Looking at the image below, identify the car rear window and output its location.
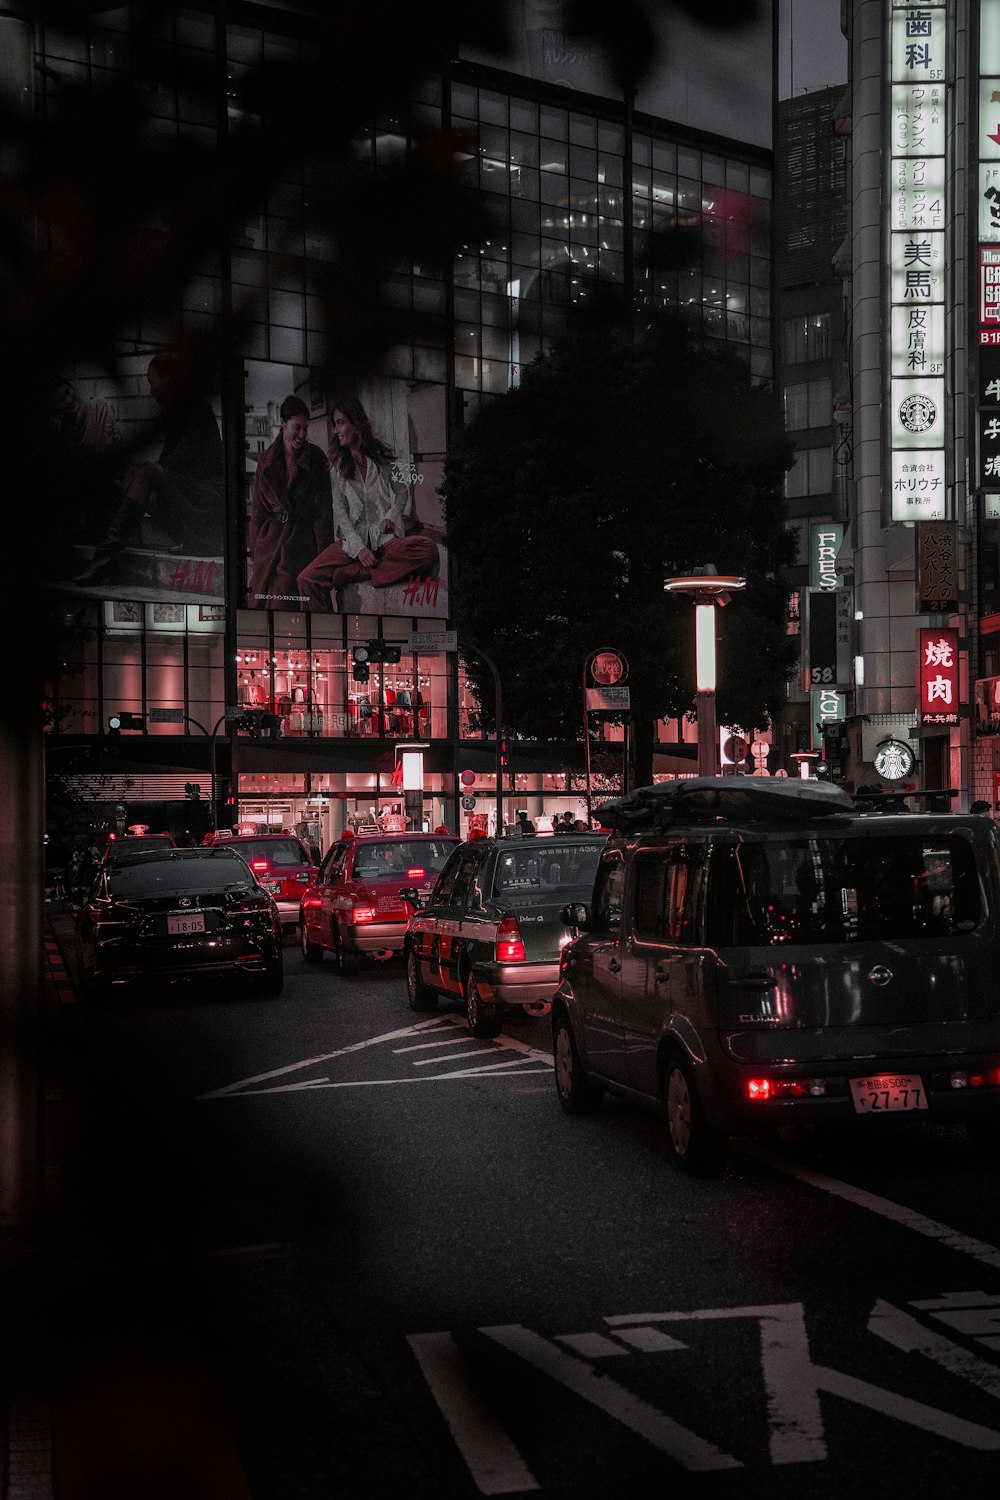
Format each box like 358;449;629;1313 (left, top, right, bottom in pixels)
493;838;605;899
710;834;981;945
109;853;255;896
224;838;310;868
106;836;173;859
352;839;457;880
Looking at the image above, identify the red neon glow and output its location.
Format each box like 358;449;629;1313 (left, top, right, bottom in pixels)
496;916;525;963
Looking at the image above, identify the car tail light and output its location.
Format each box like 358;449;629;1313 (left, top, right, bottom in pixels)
352;905;376;924
496;916;525;962
746;1077;826;1101
250;858;269;875
406;867;425;880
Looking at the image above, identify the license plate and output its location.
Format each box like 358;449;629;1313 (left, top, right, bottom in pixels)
167;912;205;935
263;880;281;894
849;1073;927;1114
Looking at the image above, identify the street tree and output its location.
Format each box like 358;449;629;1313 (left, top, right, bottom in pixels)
443;315;797;785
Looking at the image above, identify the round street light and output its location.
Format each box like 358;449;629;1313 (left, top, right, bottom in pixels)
663;565;747;778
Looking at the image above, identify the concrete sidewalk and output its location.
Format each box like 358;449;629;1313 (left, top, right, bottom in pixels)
1;910;256;1500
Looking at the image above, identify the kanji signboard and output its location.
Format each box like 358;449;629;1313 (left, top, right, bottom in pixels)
917;626;960;726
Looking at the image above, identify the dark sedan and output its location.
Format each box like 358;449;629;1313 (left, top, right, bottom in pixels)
74;846;284;1001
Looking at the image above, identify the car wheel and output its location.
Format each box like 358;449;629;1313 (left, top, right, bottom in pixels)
663;1055;725;1174
406;946;437;1012
334;929;362;978
466;973;502;1038
301;915;323;963
553;1013;602;1114
253;960;284;996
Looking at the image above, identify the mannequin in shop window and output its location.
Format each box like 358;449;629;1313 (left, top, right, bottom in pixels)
241;671;266;706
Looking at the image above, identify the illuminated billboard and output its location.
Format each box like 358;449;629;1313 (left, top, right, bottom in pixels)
243;362;448;618
48;350;225;607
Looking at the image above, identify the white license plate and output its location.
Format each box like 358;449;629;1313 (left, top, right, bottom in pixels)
167;912;206;935
849;1073;927;1114
263;880;281;893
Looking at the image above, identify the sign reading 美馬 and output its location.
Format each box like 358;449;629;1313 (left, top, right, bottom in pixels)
888;0;948;522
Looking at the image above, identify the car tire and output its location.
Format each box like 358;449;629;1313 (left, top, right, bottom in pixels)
334;929;362;978
253;960;285;996
553;1012;603;1114
406;946;437;1012
663;1055;726;1174
301;915;323;963
466;973;502;1038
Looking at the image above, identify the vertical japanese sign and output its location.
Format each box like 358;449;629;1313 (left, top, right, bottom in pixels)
807;589;852;688
810;688;846;751
888;0;948;522
917;626;960;725
917;518;958;610
978;0;1000;504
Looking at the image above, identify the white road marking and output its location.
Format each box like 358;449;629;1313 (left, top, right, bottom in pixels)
201;1015;552;1097
868;1299;1000;1398
605;1301;1000;1460
735;1140;1000;1272
393;1036;482;1052
480;1325;741;1471
407;1332;540;1495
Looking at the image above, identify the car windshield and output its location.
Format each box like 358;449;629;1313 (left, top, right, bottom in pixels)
224;838;309;868
493;838;605;900
106;836;172;859
715;833;981;944
109;853;255;896
352;839;456;879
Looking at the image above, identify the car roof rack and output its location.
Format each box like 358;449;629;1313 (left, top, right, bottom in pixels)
595;776;855;832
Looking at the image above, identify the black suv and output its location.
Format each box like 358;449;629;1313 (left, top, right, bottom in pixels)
553;776;1000;1172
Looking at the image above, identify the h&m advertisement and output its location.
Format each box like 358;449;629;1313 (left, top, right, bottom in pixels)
49;350;225;606
244;362;448;617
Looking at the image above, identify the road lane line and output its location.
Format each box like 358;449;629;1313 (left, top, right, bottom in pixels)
407;1332;540;1495
480;1325;740;1471
393;1036;481;1052
735;1141;1000;1271
198;1017;453;1097
412;1048;504;1065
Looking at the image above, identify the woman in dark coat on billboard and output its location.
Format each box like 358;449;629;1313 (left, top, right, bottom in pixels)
248;395;333;606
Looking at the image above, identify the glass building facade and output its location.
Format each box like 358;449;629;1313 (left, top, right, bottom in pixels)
40;4;775;846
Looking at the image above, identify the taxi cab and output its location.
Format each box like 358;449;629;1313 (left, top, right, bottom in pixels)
402;830;606;1037
202;824;316;936
300;831;460;975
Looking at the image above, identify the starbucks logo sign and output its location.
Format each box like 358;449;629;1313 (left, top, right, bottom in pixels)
873;738;915;782
898;393;937;434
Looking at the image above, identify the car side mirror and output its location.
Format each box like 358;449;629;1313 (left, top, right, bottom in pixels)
561;902;590;929
399;887;423;910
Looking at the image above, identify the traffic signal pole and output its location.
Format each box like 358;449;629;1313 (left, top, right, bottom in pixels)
461;641;504;837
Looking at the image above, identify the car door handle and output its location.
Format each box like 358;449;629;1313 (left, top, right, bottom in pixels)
608;958;621;973
730;973;776;989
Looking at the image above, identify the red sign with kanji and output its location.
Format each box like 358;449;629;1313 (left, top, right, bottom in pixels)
917;627;960;726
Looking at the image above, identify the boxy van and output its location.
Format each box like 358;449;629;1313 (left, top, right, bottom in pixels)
552;777;1000;1172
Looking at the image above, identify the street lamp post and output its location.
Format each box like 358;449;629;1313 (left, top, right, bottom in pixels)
663;565;747;778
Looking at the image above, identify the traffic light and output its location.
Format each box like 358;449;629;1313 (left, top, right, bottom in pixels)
235;709;282;737
352;646;370;683
368;639;402;664
498;733;509;769
820;721;848;782
108;712;144;733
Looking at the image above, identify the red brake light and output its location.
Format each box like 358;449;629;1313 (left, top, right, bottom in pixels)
746;1077;819;1101
352;905;376;924
496;916;525;963
250;858;269;873
406;867;425;879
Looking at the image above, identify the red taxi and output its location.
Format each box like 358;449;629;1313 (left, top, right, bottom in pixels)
300;831;459;976
203;824;317;937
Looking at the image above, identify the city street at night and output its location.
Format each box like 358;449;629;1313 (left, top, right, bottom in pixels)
13;917;1000;1499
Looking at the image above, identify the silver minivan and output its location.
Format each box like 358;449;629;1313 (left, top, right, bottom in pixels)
553;777;1000;1171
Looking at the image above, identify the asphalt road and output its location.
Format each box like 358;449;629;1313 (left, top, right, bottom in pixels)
28;927;1000;1498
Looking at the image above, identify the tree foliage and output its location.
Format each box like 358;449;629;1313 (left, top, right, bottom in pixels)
443;316;796;781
